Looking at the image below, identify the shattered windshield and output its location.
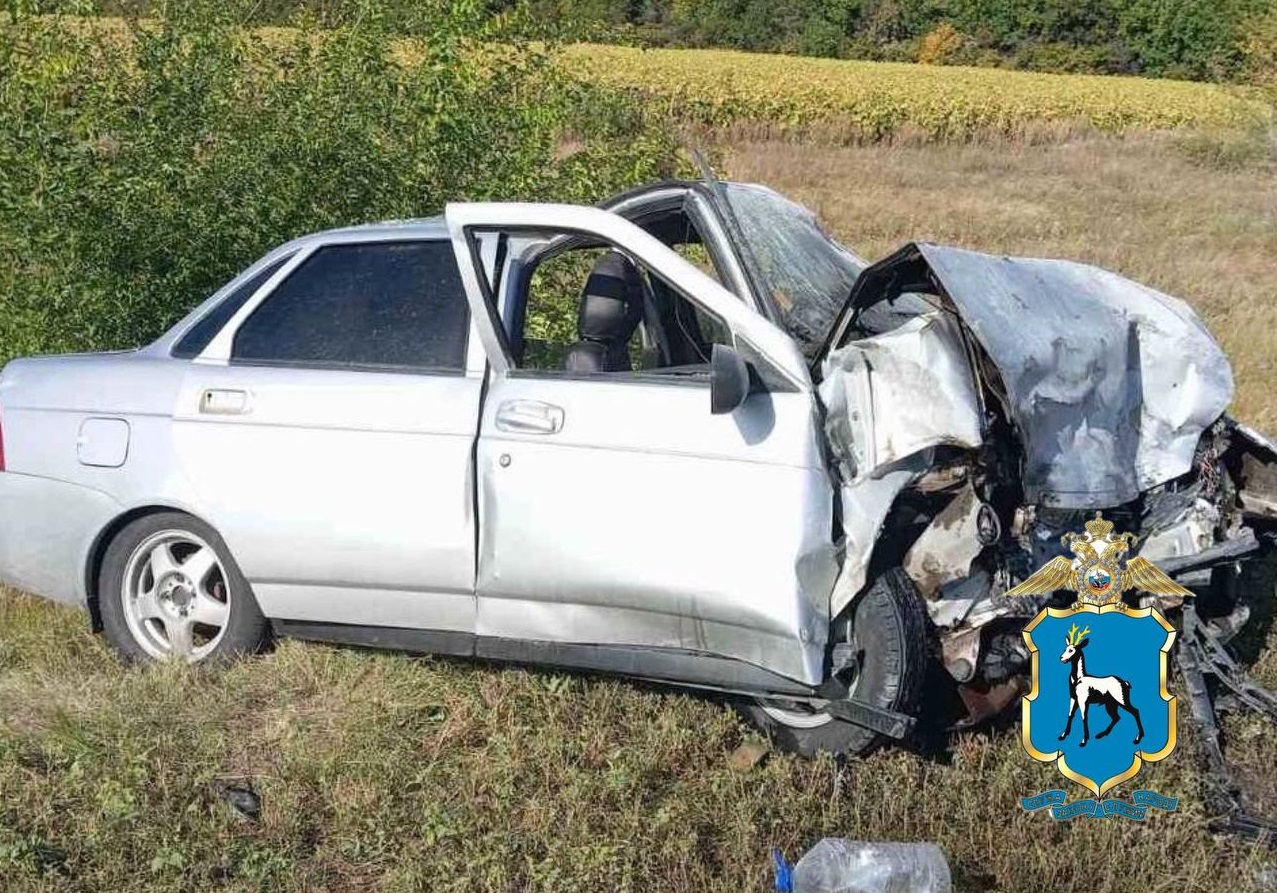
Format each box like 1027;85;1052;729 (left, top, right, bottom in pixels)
720;183;867;358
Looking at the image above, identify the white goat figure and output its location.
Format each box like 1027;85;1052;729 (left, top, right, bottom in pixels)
1057;623;1144;747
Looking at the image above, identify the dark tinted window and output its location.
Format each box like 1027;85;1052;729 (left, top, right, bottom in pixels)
172;254;293;359
231;241;469;372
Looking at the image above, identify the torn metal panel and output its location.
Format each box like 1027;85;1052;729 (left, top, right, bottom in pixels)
922;244;1233;507
1138;498;1220;563
927;570;992;628
904;481;986;600
818;311;983;484
1228;419;1277;520
828;452;931;617
834;244;1235;510
818;310;984;616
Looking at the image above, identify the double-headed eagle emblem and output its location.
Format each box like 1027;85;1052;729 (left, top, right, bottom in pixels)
1006;512;1191;605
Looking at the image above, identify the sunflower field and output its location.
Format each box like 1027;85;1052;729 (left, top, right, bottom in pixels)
562;43;1272;141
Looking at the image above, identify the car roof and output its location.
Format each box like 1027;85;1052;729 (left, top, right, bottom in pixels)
599;178;708;207
291;179;735;244
295;215;450;245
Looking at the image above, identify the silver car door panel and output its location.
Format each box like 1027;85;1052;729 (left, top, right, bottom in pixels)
173;363;480;633
444;202;837;684
472;374;834;685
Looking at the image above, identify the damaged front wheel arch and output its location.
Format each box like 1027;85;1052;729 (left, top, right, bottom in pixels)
741;568;930;758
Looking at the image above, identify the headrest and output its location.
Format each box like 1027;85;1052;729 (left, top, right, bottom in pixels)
579;251;644;343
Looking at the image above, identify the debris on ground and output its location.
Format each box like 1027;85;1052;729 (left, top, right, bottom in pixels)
773;839;952;893
729;740;771;772
214;780;262;824
1178;601;1277;844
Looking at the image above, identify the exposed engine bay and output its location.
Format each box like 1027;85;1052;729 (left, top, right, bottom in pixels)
815;243;1277;839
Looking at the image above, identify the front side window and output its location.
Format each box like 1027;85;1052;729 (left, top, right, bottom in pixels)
231;241;469;372
511;239;730;378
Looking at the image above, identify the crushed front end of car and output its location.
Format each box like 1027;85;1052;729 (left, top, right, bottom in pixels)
814;242;1277;838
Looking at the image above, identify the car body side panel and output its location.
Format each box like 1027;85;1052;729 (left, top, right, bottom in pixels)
444;202;837;686
820;311;982;485
473;374;835;685
0;472;122;605
170;362;482;633
0;353;196;605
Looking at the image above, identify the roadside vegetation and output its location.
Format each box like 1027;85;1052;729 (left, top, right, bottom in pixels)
83;0;1277;84
522;0;1277;85
2;3;1277;892
0;2;681;366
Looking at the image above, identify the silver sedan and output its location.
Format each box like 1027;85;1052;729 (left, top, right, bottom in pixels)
2;178;1272;757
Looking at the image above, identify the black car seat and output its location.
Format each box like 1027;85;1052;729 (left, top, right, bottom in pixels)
564;251;645;374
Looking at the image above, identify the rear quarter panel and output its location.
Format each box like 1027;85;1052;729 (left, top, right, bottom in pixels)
0;351;199;605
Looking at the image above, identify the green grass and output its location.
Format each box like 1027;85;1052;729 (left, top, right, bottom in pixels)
1;585;1274;892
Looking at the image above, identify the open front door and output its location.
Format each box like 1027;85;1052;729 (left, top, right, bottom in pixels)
445;202;837;688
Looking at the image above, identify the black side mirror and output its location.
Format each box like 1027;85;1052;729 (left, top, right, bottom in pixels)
710;343;750;415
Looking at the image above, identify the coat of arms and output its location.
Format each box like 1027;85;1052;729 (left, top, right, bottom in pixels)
1009;513;1184;819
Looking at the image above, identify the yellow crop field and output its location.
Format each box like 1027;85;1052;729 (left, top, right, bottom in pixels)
562;43;1272;140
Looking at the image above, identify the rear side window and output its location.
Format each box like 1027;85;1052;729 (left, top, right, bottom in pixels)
231;241;470;373
172;254;293;359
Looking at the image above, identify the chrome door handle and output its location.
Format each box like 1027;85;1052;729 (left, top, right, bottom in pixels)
199;389;250;415
495;399;564;435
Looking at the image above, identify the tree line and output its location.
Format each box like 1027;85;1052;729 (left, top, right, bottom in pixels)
513;0;1275;83
37;0;1277;84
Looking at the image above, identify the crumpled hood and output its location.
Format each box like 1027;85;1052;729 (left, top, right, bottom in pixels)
828;243;1235;509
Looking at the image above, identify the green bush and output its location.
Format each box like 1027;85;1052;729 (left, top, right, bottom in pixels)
0;1;680;364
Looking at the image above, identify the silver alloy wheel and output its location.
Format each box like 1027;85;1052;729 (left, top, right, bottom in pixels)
760;699;835;730
120;529;231;661
759;641;861;730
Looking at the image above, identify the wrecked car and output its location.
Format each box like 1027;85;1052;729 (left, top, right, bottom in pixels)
0;175;1274;767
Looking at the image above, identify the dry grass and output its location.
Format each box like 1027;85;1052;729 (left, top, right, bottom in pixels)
2;134;1277;892
1;583;1274;893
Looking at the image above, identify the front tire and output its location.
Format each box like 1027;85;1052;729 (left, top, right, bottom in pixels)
743;568;929;757
98;512;270;663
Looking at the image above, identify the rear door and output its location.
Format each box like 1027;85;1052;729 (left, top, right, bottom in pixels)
173;230;483;637
446;203;837;686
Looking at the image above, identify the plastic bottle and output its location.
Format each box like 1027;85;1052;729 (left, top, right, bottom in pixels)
779;839;952;893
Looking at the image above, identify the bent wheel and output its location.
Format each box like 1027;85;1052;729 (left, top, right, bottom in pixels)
99;512;270;663
743;568;929;758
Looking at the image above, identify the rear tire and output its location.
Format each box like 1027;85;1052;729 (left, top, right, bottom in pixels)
98;512;270;664
743;568;929;758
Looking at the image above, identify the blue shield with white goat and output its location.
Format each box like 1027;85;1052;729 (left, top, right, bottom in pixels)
1022;604;1176;796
